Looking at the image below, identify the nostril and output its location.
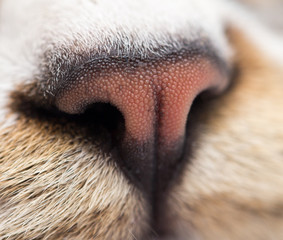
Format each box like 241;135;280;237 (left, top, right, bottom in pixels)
54;47;229;194
82;103;125;143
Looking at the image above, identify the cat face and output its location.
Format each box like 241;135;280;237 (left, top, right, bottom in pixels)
0;0;283;239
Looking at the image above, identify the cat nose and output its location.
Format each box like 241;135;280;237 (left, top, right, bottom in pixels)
55;49;228;193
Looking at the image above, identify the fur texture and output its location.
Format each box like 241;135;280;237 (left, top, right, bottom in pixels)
0;0;283;239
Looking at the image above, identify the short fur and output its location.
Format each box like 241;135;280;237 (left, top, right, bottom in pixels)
0;0;283;239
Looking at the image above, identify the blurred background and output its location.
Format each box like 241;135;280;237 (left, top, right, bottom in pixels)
239;0;283;31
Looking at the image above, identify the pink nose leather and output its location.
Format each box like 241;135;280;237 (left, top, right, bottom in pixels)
55;51;228;192
57;57;225;146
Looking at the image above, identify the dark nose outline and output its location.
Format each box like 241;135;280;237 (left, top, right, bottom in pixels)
55;46;229;195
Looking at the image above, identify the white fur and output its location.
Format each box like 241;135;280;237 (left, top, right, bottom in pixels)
0;0;232;82
1;0;282;102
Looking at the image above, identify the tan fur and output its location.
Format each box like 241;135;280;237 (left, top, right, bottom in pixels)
0;110;148;239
